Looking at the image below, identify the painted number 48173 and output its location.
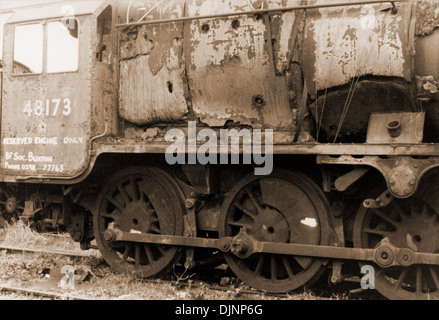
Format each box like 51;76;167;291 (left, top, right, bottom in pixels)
23;98;72;117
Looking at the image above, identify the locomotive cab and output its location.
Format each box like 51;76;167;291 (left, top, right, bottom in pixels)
0;1;115;182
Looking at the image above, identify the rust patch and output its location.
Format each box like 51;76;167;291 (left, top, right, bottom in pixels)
415;0;439;36
185;0;297;130
119;0;189;126
303;0;413;93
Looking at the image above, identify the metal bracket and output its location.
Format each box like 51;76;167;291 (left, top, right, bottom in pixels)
363;190;394;208
318;155;439;198
331;261;344;284
334;167;370;192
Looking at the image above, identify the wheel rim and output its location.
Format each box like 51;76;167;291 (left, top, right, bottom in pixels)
94;167;184;278
353;193;439;300
219;170;330;293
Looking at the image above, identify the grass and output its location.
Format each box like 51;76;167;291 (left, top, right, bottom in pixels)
1;220;48;248
0;220;98;254
0;221;348;300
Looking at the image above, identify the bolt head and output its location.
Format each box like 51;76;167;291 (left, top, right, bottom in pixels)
103;230;116;242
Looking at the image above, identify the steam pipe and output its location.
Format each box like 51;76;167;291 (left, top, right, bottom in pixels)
117;0;407;28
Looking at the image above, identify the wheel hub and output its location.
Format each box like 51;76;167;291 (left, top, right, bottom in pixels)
251;207;289;243
5;197;17;214
116;200;158;234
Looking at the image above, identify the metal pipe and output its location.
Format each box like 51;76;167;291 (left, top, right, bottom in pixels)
116;0;408;28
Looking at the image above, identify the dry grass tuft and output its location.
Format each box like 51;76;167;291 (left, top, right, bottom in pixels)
1;221;48;248
0;220;90;253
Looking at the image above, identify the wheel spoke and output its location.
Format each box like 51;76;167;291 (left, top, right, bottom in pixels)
245;186;263;212
149;224;161;234
156;245;167;255
270;256;277;280
416;267;423;293
135;244;141;266
394;268;408;289
254;255;265;275
363;228;393;237
429;267;439;290
282;257;295;279
117;183;131;205
389;201;406;219
122;244;132;261
129;176;140;201
227;220;253;230
105;196;125;212
371;209;399;227
410;202;419;218
100;213;116;219
233;202;257;219
144;245;155;264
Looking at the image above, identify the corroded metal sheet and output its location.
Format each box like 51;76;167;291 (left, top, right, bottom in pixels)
415;29;439;80
184;0;297;130
118;0;189;126
415;0;439;80
366;112;425;144
303;0;413;93
415;0;439;36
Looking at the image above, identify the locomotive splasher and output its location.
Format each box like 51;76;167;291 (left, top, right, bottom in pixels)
1;0;439;300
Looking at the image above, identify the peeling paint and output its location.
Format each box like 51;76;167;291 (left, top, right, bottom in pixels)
185;0;296;130
118;0;189;126
415;28;439;80
303;0;412;92
116;0;416;139
415;0;439;36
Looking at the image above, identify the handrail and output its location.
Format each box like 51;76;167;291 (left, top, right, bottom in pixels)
117;0;407;28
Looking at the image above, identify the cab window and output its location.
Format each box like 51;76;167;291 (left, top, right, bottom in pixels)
13;23;43;74
47;20;79;73
13;18;79;75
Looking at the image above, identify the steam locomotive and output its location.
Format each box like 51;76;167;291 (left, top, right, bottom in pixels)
1;0;439;300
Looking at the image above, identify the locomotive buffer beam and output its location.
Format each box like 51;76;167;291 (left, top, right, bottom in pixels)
103;228;439;269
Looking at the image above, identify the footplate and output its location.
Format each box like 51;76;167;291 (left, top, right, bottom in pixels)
103;227;439;268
